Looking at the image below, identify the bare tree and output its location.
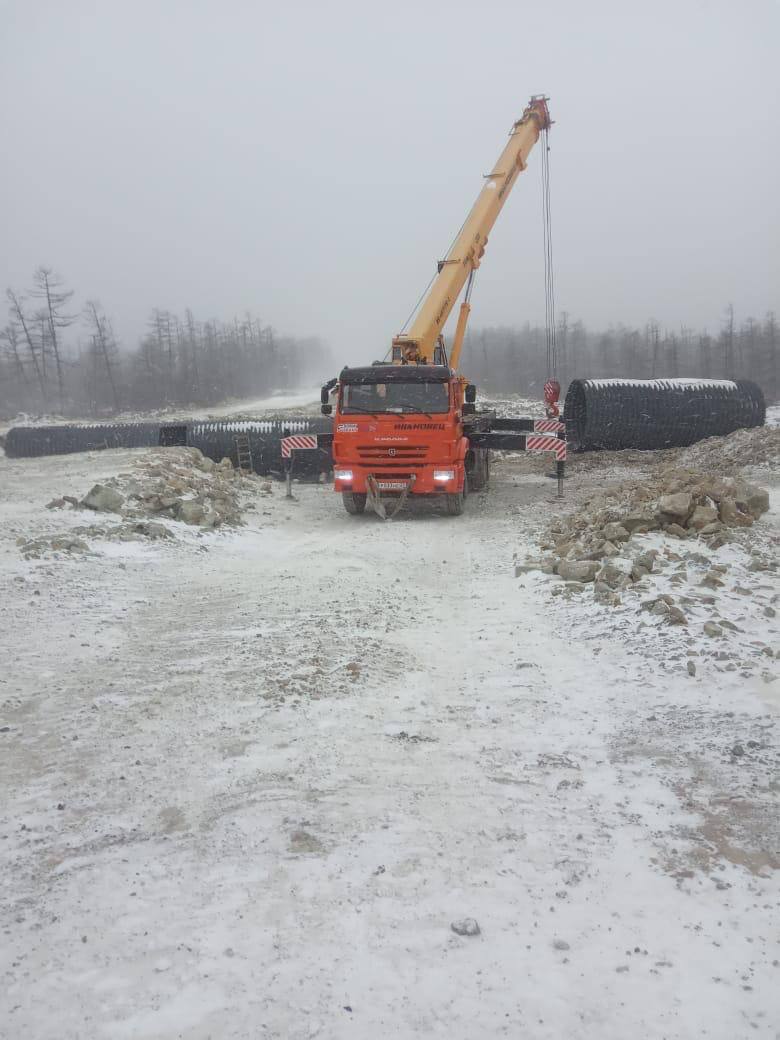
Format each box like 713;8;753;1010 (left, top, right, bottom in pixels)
32;267;75;412
7;289;46;405
84;301;121;413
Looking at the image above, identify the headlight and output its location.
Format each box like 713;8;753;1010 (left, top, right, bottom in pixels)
433;469;455;482
334;469;353;481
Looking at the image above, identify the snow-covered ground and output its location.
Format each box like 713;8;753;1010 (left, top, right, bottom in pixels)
0;442;778;1039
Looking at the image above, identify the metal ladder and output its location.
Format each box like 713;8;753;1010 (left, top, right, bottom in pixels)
234;434;254;473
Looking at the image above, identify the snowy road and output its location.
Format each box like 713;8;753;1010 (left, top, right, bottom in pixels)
1;452;778;1039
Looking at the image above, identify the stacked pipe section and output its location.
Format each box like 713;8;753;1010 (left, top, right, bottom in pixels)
4;417;334;478
564;378;765;452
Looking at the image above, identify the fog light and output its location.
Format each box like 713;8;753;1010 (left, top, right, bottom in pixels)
334;469;353;481
433;469;455;482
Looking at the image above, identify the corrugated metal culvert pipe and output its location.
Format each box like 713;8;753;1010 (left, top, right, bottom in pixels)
4;422;160;458
3;416;335;479
563;378;765;452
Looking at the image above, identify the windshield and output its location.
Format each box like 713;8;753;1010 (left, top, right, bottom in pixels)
341;381;450;415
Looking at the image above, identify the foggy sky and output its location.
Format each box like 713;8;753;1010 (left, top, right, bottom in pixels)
1;0;778;366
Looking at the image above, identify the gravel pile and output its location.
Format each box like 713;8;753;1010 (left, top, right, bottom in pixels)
672;424;780;472
18;447;271;558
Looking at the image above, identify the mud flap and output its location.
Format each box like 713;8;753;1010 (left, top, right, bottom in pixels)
365;474;416;520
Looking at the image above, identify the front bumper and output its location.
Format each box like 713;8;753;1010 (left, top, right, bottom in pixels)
334;465;460;495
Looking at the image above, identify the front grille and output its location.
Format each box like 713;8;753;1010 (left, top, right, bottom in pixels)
357;444;429;463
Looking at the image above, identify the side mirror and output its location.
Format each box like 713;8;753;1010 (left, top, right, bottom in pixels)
465;384;477;403
321;403;332;415
320;386;330;405
462;402;476;415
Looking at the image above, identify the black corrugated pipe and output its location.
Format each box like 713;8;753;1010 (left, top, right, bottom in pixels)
564;378;765;452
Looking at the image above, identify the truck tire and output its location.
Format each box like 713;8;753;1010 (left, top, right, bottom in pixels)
445;474;468;516
342;491;367;515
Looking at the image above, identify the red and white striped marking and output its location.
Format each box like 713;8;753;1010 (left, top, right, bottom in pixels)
281;434;318;458
533;419;566;433
527;434;566;461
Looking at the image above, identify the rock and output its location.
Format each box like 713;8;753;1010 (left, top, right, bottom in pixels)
451;918;481;937
731;743;745;758
50;535;90;553
764;606;776;619
594;580;621;606
218;457;234;471
688;505;719;530
598;558;633;589
602;522;630;543
658;492;693;522
666;606;687;626
556;560;600;583
622;512;658;534
701;571;724;589
719;495;752;528
81;484;125;513
132;521;173;540
735;484;769;519
45;497;66;509
699;521;724;535
175;500;206;525
703;621;722;638
553;939;570;951
651;599;671;617
664;522;690;539
687;660;696;676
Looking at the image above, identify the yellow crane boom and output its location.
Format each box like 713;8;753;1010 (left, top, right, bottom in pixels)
391;95;551;369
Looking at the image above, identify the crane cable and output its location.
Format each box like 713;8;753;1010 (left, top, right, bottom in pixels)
541;124;556;380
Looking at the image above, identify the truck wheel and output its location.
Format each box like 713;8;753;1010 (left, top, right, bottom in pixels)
445;474;468;516
342;491;367;515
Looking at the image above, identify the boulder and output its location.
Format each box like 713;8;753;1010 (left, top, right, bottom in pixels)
703;621;722;637
601;522;630;543
622;511;659;534
556;560;600;583
50;535;90;553
81;484;125;513
594;581;621;606
735;484;769;519
175;500;206;525
657;492;693;522
688;505;719;530
699;521;724;535
598;558;633;589
664;523;689;539
666;606;688;626
132;521;173;540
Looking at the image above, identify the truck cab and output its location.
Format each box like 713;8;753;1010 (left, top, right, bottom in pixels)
325;364;483;516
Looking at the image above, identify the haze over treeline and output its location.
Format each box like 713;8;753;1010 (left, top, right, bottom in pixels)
2;266;776;417
463;309;779;403
0;267;332;418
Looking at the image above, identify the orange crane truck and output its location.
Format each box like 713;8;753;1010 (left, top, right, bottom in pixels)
317;96;564;518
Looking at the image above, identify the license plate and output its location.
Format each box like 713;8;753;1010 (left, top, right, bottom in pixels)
377;481;407;490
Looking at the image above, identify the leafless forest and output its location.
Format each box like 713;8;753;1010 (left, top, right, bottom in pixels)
462;308;779;400
1;267;332;418
2;268;777;418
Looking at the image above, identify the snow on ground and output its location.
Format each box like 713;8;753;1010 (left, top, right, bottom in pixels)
0;441;778;1040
